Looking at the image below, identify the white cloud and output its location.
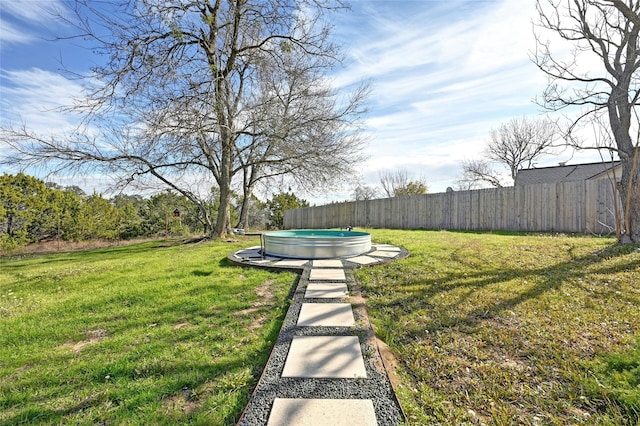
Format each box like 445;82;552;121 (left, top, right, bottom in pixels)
0;19;36;44
0;68;86;133
1;0;66;24
327;0;562;193
0;0;68;45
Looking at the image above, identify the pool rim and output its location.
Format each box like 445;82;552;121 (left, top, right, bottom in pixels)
263;229;372;259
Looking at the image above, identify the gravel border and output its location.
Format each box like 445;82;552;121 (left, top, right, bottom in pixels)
231;245;409;426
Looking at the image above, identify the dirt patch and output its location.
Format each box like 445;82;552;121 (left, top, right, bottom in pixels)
173;322;190;330
236;307;260;316
61;329;109;352
235;279;276;330
255;279;275;300
162;387;198;415
2;236;210;257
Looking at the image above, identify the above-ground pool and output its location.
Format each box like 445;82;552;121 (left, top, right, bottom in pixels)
263;229;372;259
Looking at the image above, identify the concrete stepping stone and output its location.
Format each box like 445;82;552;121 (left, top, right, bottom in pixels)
373;244;401;252
312;259;343;268
273;259;309;267
369;250;399;258
348;255;380;265
304;282;349;299
309;268;346;281
267;398;377;426
297;303;354;327
282;335;367;378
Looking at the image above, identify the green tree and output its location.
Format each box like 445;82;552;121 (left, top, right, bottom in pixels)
267;192;309;229
75;193;119;240
395;181;428;196
111;194;146;239
42;187;83;241
0;173;51;249
141;191;197;237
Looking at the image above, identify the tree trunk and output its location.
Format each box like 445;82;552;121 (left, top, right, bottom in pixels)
213;128;233;238
236;162;259;230
619;149;640;243
196;202;213;236
213;188;231;238
6;214;13;236
236;188;251;230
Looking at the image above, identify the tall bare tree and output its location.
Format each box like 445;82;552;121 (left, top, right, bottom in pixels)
456;116;557;189
487;116;559;181
534;0;640;243
234;48;368;228
1;0;366;238
379;169;408;198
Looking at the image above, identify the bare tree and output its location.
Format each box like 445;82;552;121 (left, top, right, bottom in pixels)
353;183;378;201
457;159;505;189
379;169;409;198
234;50;369;228
534;0;640;243
487;116;559;181
455;116;558;189
379;168;428;197
1;0;366;238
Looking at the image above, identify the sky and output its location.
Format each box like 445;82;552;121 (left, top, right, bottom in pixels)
0;0;605;204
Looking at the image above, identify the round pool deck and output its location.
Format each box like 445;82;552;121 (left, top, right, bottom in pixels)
229;242;405;270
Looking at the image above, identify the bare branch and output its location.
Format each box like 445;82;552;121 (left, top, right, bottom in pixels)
456;160;504;189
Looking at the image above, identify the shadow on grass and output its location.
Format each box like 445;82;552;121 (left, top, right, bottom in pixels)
218;257;237;268
3;356;253;424
369;243;640;333
360;238;640;422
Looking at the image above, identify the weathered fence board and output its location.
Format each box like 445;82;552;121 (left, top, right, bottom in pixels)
284;181;621;234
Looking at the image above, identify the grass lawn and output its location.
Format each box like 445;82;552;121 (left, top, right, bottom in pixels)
357;230;640;425
2;231;639;425
0;238;295;425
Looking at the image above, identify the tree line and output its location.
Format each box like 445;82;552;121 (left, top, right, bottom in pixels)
0;173;308;250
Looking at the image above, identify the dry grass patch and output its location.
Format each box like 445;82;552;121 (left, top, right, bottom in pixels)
60;328;110;352
235;279;278;330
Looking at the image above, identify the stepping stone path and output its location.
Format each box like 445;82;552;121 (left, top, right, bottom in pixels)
230;244;407;426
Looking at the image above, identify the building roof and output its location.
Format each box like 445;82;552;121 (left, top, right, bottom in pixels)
515;161;621;186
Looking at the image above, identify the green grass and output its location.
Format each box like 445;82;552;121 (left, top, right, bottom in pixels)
357;230;640;425
0;238;295;425
3;231;639;425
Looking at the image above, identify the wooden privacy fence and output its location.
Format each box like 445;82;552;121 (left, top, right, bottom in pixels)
284;180;621;234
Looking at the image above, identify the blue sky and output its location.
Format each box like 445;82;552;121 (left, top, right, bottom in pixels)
0;0;601;202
